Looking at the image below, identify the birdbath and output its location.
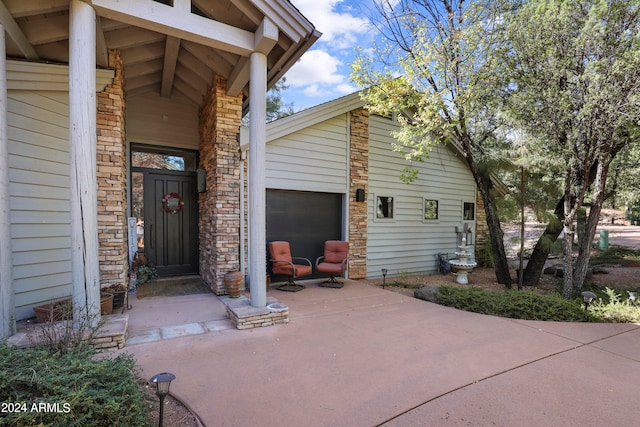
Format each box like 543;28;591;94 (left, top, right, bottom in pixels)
449;237;477;284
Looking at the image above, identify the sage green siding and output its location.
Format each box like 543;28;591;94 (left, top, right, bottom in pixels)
367;115;477;277
8;90;72;320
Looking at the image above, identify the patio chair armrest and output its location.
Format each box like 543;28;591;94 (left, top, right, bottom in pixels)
315;256;325;268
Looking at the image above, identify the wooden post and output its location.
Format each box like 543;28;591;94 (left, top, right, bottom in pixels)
0;24;15;338
69;0;100;327
248;51;267;308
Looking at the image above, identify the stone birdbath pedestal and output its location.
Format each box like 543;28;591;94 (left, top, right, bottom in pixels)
449;237;477;285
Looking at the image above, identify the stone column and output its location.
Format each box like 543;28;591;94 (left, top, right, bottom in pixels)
96;49;127;288
348;108;369;279
199;76;242;294
69;0;100;326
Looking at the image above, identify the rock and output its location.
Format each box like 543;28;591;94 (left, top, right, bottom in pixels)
415;285;440;303
543;266;557;275
590;267;609;275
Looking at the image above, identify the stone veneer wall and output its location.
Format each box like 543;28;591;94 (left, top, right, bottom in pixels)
198;76;243;294
348;108;369;279
96;49;128;288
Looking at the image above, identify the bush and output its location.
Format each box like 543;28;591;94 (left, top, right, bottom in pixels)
587;288;640;323
436;285;594;321
0;345;151;426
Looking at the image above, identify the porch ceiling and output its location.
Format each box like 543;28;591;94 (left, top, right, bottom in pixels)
0;0;320;109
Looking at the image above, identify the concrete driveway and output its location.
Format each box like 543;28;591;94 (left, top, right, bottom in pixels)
117;281;640;426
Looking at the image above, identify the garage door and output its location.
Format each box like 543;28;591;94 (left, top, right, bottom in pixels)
266;189;342;277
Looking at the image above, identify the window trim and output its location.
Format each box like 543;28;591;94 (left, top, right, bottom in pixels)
463;201;476;221
422;197;440;223
374;194;396;222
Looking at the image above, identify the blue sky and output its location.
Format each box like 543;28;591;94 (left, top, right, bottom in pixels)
279;0;379;111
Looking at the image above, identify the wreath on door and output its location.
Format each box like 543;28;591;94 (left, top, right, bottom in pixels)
162;192;184;214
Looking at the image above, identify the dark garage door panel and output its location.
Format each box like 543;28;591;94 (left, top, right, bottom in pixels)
266;190;343;274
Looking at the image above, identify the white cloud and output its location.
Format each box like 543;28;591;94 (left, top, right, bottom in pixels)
293;0;370;43
285;49;345;88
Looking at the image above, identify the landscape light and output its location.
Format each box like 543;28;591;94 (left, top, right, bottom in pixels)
581;291;596;310
150;372;175;427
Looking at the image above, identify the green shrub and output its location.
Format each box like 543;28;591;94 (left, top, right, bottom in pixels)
0;345;151;426
436;285;594;321
588;246;640;267
587;288;640;323
476;239;494;268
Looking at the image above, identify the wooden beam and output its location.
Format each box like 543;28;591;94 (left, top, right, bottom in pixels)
227;57;249;97
0;1;38;59
228;18;277;96
104;26;165;50
2;0;68;18
161;36;180;97
89;0;254;56
181;41;233;77
21;14;68;45
96;16;109;67
254;18;278;55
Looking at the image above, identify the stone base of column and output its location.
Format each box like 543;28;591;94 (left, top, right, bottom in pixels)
222;296;288;330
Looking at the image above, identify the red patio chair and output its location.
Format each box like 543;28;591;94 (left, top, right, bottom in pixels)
315;240;349;288
268;241;312;292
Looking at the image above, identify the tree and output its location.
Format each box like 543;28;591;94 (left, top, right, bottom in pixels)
501;0;640;297
242;78;295;126
351;0;514;286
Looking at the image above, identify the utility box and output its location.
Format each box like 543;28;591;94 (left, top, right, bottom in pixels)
599;230;609;250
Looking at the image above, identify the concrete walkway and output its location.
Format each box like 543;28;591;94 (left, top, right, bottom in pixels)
116;281;640;426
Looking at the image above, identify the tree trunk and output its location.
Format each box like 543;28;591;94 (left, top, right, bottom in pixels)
573;159;610;291
522;199;564;286
477;173;512;287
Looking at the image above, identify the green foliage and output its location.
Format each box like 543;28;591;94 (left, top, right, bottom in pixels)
587;288;640;323
476;239;495;268
135;264;158;287
588;246;640;267
0;345;151;426
435;285;593;321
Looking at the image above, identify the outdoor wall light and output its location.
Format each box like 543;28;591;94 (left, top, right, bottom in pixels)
150;372;175;427
629;291;638;305
382;268;388;289
581;291;597;310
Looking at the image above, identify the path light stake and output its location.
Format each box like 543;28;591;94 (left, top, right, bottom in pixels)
581;291;596;310
381;268;388;289
150;372;175;427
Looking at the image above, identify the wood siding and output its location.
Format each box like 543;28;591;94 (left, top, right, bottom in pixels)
127;92;199;149
6;61;115;320
266;114;348;193
367;115;477;277
8;90;72;320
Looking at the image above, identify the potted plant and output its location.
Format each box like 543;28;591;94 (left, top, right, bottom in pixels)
132;253;158;287
102;283;127;309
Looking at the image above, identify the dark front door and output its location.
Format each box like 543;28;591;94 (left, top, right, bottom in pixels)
144;171;198;276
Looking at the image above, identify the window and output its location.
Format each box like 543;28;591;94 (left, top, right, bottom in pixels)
463;202;475;220
424;199;439;220
376;196;394;219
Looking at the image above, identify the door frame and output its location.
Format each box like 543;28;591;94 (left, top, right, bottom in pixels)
130;145;200;277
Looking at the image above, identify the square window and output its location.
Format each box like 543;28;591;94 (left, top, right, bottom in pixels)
376;196;394;219
424;199;439;220
463;202;475;220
